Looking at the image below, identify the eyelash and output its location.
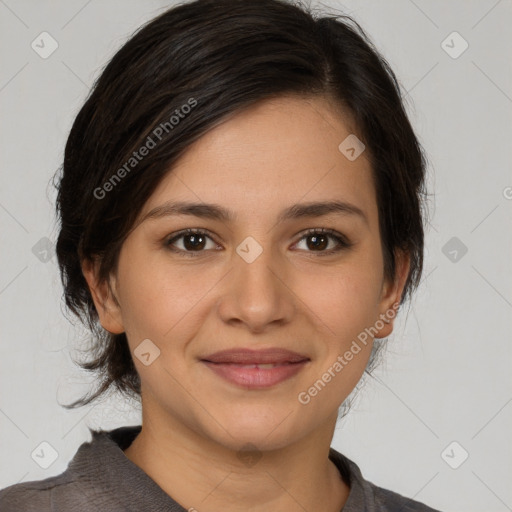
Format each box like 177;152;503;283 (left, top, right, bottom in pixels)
164;228;353;258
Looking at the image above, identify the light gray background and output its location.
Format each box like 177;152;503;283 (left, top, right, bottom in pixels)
1;1;511;511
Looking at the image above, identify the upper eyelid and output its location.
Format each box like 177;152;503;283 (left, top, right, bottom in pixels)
166;228;218;244
166;227;349;247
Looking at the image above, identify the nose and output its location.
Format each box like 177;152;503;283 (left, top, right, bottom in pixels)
215;241;295;333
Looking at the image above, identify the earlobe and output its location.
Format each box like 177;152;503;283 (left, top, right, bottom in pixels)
375;250;410;339
81;258;125;334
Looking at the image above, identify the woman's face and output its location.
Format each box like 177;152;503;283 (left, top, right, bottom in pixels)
85;95;408;451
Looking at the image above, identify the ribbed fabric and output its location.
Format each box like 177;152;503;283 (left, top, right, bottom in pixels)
0;425;442;511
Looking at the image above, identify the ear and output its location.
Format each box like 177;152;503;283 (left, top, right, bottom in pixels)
81;258;125;334
373;249;410;339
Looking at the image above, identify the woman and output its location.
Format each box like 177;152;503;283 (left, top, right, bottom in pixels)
0;0;442;510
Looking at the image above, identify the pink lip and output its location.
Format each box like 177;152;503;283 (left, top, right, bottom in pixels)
201;348;310;389
201;348;309;364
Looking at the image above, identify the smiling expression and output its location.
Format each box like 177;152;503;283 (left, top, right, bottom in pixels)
83;95;409;452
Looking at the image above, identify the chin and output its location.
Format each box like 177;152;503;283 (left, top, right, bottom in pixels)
201;407;305;452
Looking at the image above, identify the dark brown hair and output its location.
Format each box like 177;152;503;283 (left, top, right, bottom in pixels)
54;0;429;409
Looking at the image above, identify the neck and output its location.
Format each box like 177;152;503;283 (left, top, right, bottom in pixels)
123;406;349;512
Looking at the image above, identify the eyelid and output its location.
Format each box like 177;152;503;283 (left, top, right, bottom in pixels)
164;227;353;256
292;228;353;253
164;228;220;256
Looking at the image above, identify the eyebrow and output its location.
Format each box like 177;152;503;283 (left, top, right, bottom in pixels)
140;199;368;227
140;201;369;225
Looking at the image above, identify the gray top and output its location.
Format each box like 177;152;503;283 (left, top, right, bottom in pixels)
0;425;442;511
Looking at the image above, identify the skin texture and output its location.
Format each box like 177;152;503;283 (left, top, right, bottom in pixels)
82;95;410;512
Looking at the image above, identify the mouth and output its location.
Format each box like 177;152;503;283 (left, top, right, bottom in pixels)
200;348;310;389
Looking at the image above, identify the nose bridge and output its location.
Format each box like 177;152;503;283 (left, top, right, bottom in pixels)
234;236;281;302
217;236;294;330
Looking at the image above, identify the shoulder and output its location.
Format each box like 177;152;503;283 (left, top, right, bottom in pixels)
329;447;444;512
0;471;91;512
0;428;112;512
0;481;51;512
370;482;443;512
0;426;144;512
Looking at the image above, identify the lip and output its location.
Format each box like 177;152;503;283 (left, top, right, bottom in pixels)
201;348;309;364
201;348;310;389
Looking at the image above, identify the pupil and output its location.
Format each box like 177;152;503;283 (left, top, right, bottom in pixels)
308;235;327;251
184;234;205;250
181;234;329;252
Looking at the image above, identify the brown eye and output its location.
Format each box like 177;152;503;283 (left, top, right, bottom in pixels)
181;232;207;251
305;233;329;251
294;228;353;255
166;229;218;256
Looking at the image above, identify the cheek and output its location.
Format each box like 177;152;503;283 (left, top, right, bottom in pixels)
298;258;382;342
116;233;383;356
115;247;218;342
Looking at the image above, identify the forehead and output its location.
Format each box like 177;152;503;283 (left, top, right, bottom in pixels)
138;95;377;229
